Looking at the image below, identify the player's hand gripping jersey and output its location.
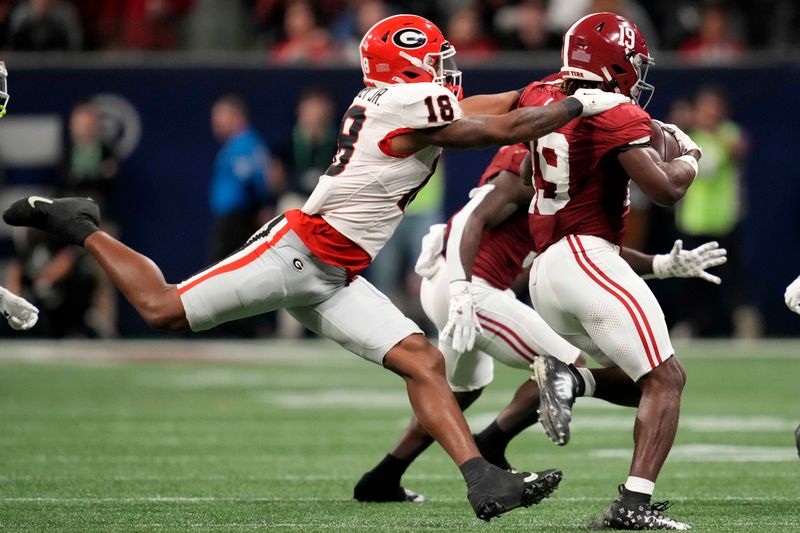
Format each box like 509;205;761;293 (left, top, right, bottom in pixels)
520;81;651;253
299;83;461;269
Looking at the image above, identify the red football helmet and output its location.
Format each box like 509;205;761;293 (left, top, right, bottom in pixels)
560;12;655;107
359;14;462;98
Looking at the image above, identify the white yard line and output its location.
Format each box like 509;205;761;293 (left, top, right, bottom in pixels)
0;339;797;362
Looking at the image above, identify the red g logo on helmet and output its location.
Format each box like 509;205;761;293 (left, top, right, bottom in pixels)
359;14;461;97
392;28;428;49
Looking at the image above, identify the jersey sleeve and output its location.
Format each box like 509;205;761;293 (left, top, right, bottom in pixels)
589;103;652;154
479;143;529;184
401;83;463;129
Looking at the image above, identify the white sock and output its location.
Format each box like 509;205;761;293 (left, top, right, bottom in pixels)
576;367;596;397
625;476;655;496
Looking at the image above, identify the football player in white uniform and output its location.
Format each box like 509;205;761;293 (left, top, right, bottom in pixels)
0;62;39;331
2;14;628;521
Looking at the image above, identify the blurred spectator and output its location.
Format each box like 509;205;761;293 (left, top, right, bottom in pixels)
207;94;276;337
5;228;96;337
186;0;250;50
675;86;752;337
58;101;121;337
88;0;193;50
446;5;497;58
271;1;332;63
209;94;275;262
60;102;119;215
333;0;392;64
679;4;745;63
275;87;338;206
7;0;82;51
495;0;560;51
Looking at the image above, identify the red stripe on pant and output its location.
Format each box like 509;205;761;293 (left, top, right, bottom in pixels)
565;236;657;370
178;224;291;295
477;313;537;363
573;236;662;365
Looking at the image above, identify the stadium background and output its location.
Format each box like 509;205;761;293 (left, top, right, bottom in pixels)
0;1;798;531
3;62;799;336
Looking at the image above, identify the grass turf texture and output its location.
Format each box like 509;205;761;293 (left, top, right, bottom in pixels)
0;340;798;532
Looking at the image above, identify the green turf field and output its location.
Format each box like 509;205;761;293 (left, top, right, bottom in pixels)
0;340;798;532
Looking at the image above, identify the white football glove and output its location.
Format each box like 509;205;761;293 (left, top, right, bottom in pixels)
441;280;482;354
569;89;630;117
660;122;702;158
652;240;727;284
0;286;39;330
784;276;800;315
414;224;446;279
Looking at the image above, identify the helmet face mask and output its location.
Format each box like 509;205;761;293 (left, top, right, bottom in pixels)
360;15;462;98
629;53;654;108
0;62;8;118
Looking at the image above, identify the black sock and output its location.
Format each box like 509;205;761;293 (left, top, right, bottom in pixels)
567;364;587;396
475;421;512;451
474;421;514;470
368;454;412;485
621;486;651;504
459;456;491;488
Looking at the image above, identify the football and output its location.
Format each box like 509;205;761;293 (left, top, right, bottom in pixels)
649;119;683;161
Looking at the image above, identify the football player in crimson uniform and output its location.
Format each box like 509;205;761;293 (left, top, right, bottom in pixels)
519;13;701;530
354;143;725;504
0;62;39;331
2;15;629;522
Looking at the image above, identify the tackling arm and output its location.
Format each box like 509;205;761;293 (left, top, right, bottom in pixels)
459;90;521;116
391;89;629;154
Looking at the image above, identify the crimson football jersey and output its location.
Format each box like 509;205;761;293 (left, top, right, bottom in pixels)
519;81;652;253
445;143;532;290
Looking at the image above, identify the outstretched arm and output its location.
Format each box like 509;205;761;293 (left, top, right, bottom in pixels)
391;90;629;154
459;90;522;116
621;241;727;284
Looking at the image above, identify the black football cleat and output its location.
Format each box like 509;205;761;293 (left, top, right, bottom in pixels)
602;487;691;530
353;471;425;503
533;354;579;446
468;466;562;522
3;196;100;246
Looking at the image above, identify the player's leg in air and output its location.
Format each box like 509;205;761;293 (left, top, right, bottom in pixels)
3;199;555;521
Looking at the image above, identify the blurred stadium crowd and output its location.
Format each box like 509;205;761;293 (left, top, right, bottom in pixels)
0;0;798;59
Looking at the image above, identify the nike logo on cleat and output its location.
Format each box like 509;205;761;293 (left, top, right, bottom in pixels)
523;473;539;482
28;196;54;208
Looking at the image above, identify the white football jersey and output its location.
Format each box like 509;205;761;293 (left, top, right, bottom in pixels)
302;82;462;259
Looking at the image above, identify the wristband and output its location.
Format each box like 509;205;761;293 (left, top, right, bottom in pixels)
562;97;583;120
675;154;699;178
651;254;670;279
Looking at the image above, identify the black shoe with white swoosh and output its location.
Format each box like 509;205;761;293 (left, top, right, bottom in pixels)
468;465;562;521
3;196;100;245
